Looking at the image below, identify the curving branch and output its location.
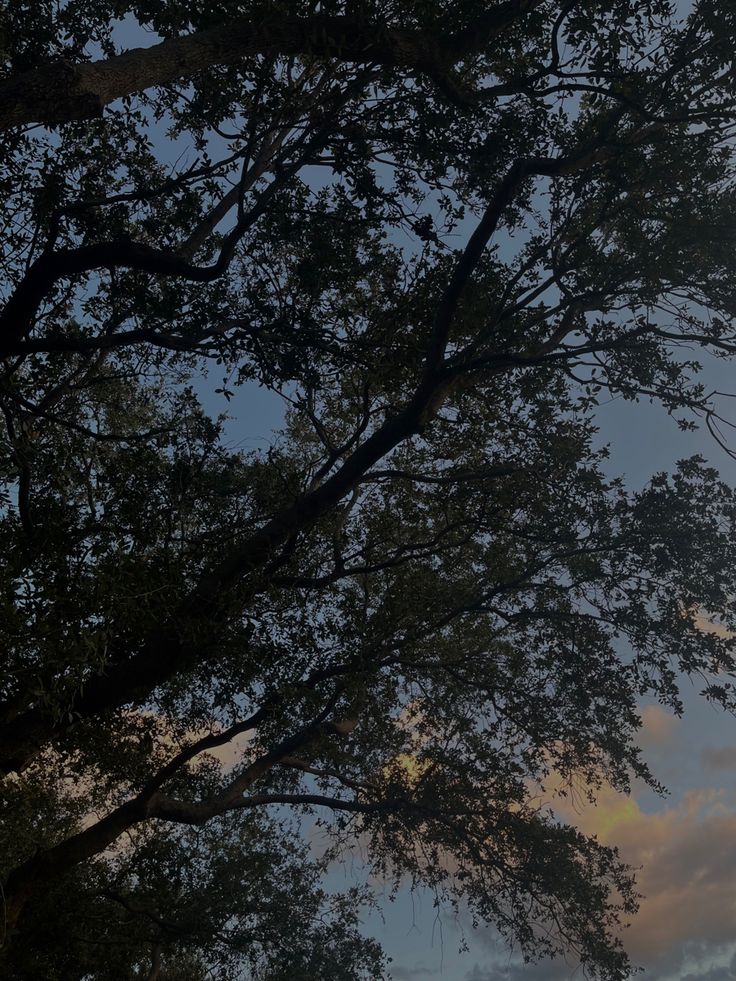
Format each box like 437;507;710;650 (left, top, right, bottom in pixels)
0;69;373;359
2;694;347;923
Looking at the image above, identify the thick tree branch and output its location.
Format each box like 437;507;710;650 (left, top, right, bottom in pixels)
0;4;544;132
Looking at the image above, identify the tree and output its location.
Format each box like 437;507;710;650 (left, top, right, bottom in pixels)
2;774;385;979
2;1;736;977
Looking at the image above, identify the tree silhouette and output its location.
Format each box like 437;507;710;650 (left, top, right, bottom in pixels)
2;2;736;977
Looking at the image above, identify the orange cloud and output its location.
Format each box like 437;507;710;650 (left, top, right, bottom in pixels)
551;783;736;977
693;611;734;640
639;704;679;748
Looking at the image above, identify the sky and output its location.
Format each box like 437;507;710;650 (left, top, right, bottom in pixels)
108;6;736;979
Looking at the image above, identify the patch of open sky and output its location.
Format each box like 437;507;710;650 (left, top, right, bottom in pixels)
107;12;160;53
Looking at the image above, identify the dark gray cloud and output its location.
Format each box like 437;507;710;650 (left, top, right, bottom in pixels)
390;964;440;980
464;958;582;981
700;746;736;771
680;970;735;981
466;948;736;981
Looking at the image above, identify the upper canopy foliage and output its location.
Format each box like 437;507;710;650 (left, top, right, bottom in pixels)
2;2;736;978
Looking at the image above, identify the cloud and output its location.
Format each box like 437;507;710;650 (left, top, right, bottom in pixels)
638;704;679;748
465;959;580;981
681;969;736;980
390;963;439;979
469;777;736;981
701;746;736;770
694;612;733;640
550;785;736;979
680;966;736;981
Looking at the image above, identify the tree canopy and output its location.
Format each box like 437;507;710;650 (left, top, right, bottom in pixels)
3;1;736;978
